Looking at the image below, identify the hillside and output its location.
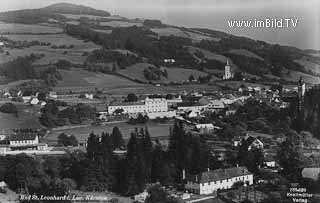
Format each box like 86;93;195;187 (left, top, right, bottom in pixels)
0;2;110;24
43;3;111;16
0;2;319;87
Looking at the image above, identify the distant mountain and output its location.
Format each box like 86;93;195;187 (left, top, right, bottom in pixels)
0;2;110;24
43;3;111;16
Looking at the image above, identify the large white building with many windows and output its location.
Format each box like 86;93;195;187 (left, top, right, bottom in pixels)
108;97;173;118
185;166;253;195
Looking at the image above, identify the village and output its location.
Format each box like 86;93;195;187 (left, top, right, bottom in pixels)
0;60;319;203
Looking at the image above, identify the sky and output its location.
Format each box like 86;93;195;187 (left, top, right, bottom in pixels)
0;0;319;50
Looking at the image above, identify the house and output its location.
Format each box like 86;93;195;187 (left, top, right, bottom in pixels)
48;91;58;99
195;123;216;134
177;102;206;114
240;134;264;151
30;97;39;105
264;155;276;168
163;58;175;63
134;191;149;203
85;93;94;100
185;166;253;195
22;96;32;103
302;168;320;181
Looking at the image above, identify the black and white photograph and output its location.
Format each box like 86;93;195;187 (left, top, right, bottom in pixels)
0;0;319;202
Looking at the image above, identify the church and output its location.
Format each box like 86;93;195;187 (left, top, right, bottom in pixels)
223;60;234;80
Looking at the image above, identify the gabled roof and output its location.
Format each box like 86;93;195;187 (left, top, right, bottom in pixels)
10;133;37;141
187;166;252;183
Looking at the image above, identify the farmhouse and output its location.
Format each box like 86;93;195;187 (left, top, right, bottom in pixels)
185;166;253;195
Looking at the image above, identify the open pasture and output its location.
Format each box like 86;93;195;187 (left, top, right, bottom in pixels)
0;21;62;34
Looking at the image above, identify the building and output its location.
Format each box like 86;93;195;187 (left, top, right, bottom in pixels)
0;133;48;155
134;191;149;203
108;97;174;118
185;167;253;195
48;91;58;99
177;102;206;114
302;168;320;181
30;97;39;105
223;60;233;80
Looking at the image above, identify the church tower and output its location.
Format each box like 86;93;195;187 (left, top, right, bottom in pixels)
298;77;306;111
223;60;232;80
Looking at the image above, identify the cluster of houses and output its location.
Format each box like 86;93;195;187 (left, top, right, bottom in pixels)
1;90;60;106
106;93;251;121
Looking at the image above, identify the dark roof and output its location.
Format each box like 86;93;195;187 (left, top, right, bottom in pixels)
10;133;37;141
187;167;252;183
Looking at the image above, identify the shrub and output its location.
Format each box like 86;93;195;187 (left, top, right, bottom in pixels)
0;103;18;114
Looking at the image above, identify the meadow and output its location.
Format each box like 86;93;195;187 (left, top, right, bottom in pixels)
0;21;62;34
0;102;42;130
0;34;100;64
118;63;208;83
54;68;147;91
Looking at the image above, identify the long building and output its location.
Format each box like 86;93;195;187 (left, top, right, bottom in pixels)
108;97;176;119
185;166;253;195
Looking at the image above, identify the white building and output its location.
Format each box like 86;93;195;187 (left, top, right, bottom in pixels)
108;97;173;118
185;167;253;195
30;97;40;105
177;103;206;114
0;133;48;155
48;91;58;99
223;60;233;80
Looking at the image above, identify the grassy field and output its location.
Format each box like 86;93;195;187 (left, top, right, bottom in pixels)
45;121;172;144
151;27;216;42
295;58;320;74
284;70;320;84
0;34;100;64
187;46;230;63
54;68;147;91
99;21;143;27
0;21;62;34
228;49;264;61
118;63;208;83
0;103;42;130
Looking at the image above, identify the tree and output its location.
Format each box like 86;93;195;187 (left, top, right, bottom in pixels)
277;130;306;180
125;93;138;102
0;103;18;115
111;126;124;149
124;132;147;195
145;185;179;203
58;133;78;147
87;132;100;161
188;74;195;82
